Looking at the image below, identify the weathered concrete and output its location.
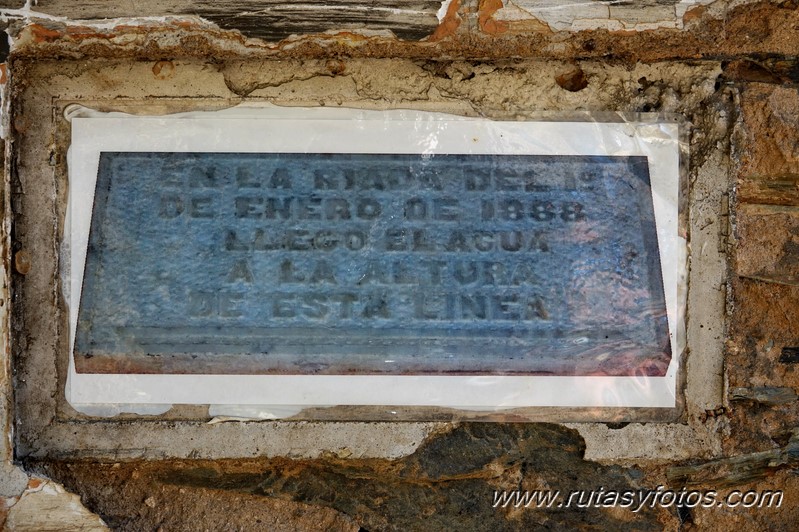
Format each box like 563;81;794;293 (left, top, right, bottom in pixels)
8;57;728;462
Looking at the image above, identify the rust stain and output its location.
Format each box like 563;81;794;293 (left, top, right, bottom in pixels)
326;59;346;75
555;67;589;92
152;60;176;80
23;23;137;47
14;250;31;275
428;0;461;42
323;31;373;42
738;176;799;206
478;0;508;36
39;21;212;45
65;25;116;40
63;32;112;41
0;64;6;85
682;5;707;25
26;478;43;490
29;24;61;43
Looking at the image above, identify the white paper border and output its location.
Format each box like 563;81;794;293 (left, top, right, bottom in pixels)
65;105;682;412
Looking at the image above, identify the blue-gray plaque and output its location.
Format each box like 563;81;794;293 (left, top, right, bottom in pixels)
75;152;670;376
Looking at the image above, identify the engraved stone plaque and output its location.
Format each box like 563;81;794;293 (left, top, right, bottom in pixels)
66;110;681;410
75;151;669;376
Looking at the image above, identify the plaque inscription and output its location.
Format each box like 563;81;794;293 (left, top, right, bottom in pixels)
75;152;670;376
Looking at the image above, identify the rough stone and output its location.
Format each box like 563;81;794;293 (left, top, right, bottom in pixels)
724;71;799;458
0;462;29;497
0;1;796;62
739;85;799;176
2;478;108;531
668;429;799;488
735;205;799;286
687;471;799;531
31;424;670;531
730;386;798;406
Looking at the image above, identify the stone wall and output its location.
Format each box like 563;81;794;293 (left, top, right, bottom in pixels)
0;0;798;529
